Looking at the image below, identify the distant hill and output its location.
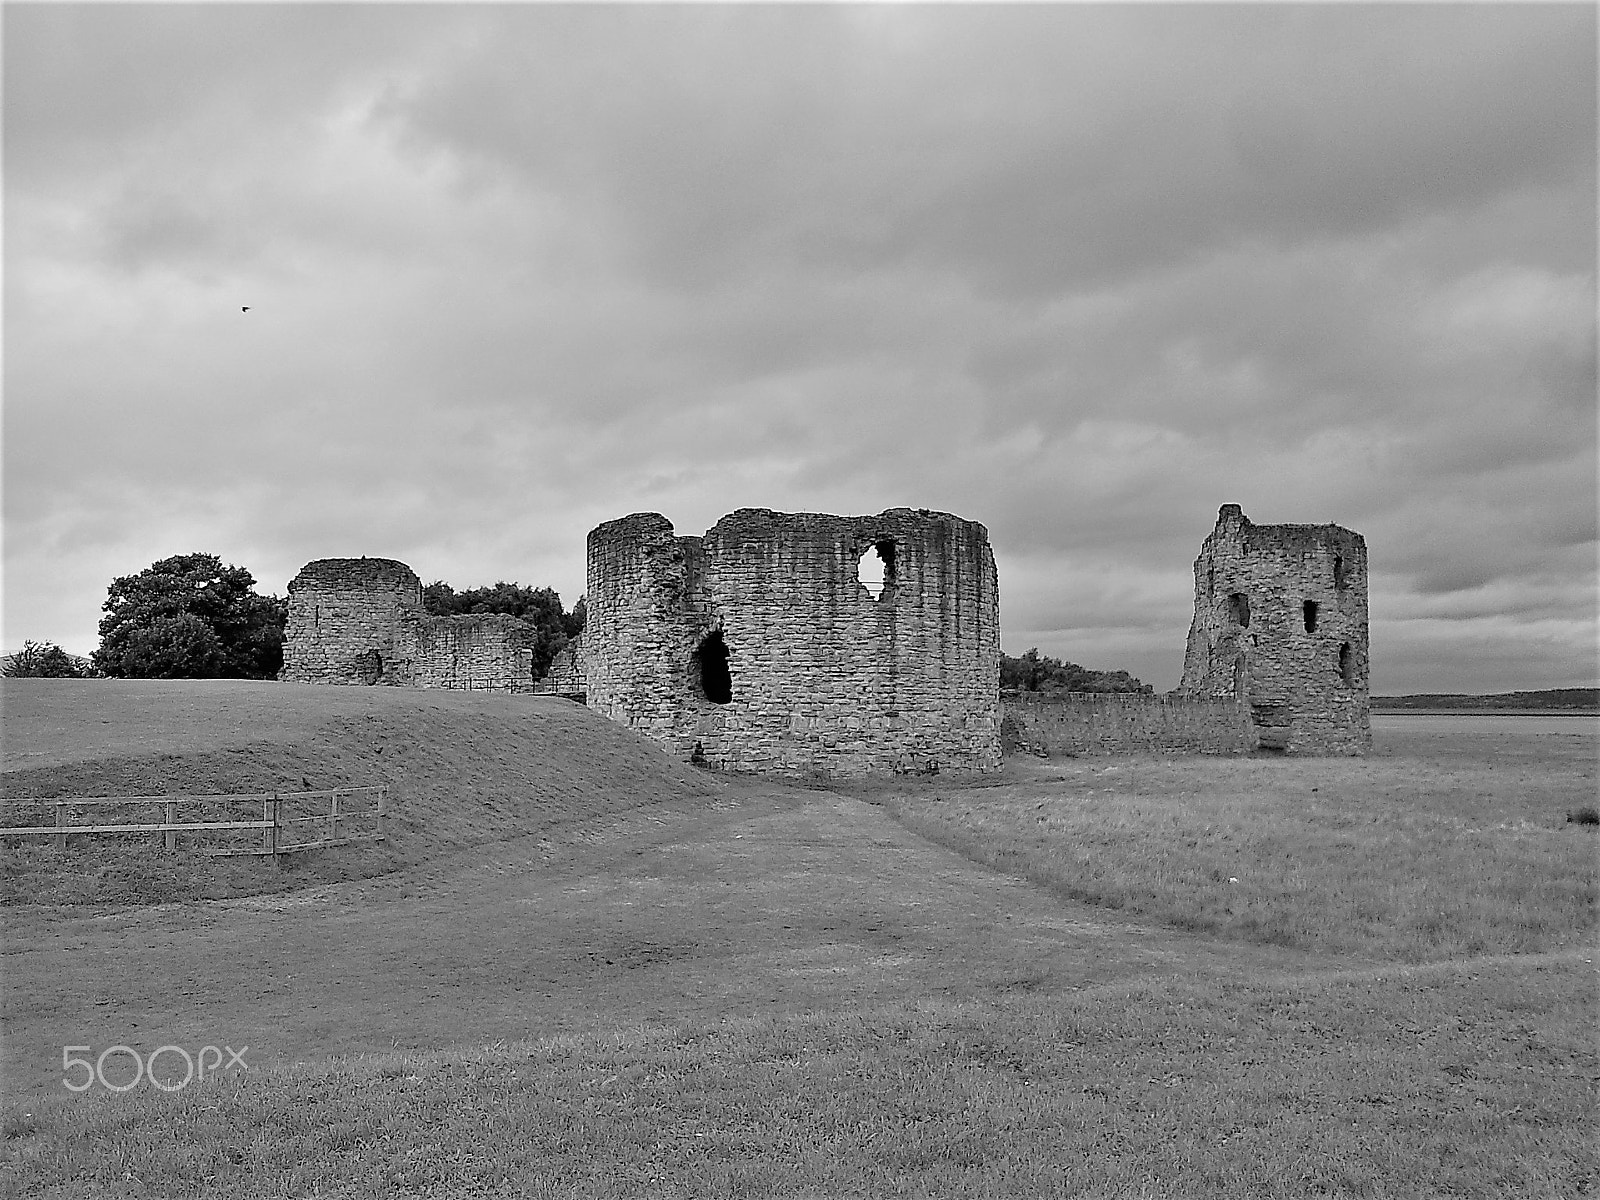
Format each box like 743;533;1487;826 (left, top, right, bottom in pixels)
1372;688;1598;712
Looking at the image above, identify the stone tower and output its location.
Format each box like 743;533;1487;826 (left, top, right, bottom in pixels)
584;507;1001;776
1178;504;1370;754
280;557;535;689
280;557;426;685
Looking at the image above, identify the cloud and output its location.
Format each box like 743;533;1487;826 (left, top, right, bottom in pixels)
3;4;1594;695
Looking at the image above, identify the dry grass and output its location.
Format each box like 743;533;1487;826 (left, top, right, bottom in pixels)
5;954;1593;1199
2;688;1595;1198
854;721;1597;962
1;679;723;905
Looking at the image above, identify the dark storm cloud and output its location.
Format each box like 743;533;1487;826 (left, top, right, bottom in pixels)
3;3;1594;693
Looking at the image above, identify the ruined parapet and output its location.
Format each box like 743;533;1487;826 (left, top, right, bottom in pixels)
585;508;1001;776
281;558;535;690
415;614;534;690
280;558;425;685
1178;504;1370;754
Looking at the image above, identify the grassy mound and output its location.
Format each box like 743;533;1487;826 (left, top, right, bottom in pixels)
1;679;724;904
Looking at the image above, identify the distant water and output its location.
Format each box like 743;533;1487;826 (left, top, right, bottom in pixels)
1372;712;1598;735
1371;711;1597;763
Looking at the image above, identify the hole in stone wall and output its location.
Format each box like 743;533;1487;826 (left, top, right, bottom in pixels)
355;649;382;685
1303;600;1319;633
858;540;897;601
694;630;732;704
1338;642;1354;687
1229;593;1251;628
1333;555;1346;591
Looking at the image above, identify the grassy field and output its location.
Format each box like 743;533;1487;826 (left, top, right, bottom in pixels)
1;684;1595;1198
851;719;1597;962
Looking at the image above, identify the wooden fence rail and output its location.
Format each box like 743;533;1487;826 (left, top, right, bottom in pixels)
0;787;386;856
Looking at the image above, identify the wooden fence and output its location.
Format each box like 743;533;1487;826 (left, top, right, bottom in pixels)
0;787;386;857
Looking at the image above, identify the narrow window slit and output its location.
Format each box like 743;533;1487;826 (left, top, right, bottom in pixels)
1229;593;1250;628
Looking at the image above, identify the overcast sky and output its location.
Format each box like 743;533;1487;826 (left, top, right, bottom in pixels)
4;2;1595;693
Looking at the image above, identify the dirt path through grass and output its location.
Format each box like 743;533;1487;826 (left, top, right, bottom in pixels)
4;782;1363;1103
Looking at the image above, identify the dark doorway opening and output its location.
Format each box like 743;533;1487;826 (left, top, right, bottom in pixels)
355;649;383;685
1338;642;1354;687
1303;600;1319;632
695;630;732;704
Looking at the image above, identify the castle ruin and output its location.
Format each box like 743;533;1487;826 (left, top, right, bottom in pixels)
1177;504;1370;754
583;508;1001;776
279;558;534;689
278;503;1370;763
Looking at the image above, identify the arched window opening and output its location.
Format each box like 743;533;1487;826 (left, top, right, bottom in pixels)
1303;600;1319;633
857;540;897;601
1338;642;1354;688
1229;592;1251;628
694;630;732;704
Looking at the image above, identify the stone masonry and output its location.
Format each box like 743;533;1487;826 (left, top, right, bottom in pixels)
280;558;534;689
1001;690;1253;756
584;508;1001;776
538;636;587;696
1178;504;1370;754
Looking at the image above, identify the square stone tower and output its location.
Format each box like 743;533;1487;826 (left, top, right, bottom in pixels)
1178;504;1370;754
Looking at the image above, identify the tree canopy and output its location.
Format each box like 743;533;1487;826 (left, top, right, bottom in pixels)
92;554;287;679
2;639;87;678
1000;648;1151;694
422;581;585;680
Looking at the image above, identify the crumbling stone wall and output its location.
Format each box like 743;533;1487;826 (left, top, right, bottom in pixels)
281;558;534;690
1001;691;1253;756
538;636;587;696
415;615;533;690
1178;504;1370;754
584;508;1001;776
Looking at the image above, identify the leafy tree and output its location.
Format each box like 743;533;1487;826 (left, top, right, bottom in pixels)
116;613;226;679
1000;648;1151;694
563;596;586;641
92;554;287;679
3;639;86;678
422;581;585;680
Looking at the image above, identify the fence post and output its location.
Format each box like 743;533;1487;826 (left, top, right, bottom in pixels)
329;789;340;845
263;796;274;856
164;799;176;852
377;787;387;843
55;801;67;852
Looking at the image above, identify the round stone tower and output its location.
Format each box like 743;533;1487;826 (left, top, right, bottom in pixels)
279;557;424;685
585;507;1002;776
